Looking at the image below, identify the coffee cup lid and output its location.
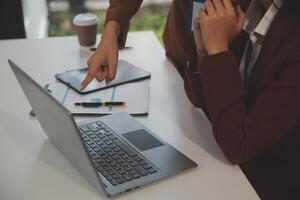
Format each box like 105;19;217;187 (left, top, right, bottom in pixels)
73;13;98;26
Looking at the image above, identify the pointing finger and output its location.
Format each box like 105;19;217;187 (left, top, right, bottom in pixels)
80;66;97;90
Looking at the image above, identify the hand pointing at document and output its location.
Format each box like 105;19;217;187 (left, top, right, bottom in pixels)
80;21;120;90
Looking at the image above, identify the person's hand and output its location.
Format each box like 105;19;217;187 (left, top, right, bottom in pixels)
193;17;205;53
199;0;245;55
80;21;120;90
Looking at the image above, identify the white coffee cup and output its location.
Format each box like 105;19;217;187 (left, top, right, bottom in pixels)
73;13;99;47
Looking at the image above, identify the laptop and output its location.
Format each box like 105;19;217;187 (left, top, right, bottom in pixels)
8;60;197;197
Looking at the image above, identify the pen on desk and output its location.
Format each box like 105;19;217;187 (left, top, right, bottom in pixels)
75;102;125;107
90;47;132;52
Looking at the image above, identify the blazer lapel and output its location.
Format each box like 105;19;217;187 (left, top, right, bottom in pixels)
247;6;296;93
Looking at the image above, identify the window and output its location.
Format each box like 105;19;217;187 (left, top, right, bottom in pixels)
48;0;170;43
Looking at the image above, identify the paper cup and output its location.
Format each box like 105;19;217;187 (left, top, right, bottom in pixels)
73;13;98;47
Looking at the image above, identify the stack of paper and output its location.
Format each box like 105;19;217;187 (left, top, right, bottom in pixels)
48;79;150;116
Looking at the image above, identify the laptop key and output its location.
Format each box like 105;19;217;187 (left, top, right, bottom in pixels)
99;162;107;167
104;131;113;136
87;125;98;132
86;140;93;145
90;134;97;139
113;147;121;152
135;166;148;176
147;168;157;174
116;177;125;184
102;154;109;159
102;171;108;177
108;151;115;156
129;170;141;179
107;169;116;175
125;157;134;163
96;121;103;126
85;130;94;136
120;162;128;168
105;140;113;145
103;165;112;171
103;148;111;153
122;173;133;181
130;161;138;167
112;154;119;160
80;126;89;132
133;155;142;162
87;147;93;152
117;150;125;156
94;130;102;135
92;137;101;142
108;135;118;140
100;144;108;149
121;154;129;159
95;157;104;163
106;175;113;181
96;149;105;155
106;157;113;163
117;169;126;175
90;143;97;148
109;143;117;148
109;161;117;167
91;154;100;159
93;146;101;152
96;141;104;146
113;139;137;157
138;160;147;165
110;179;118;186
115;158;123;163
112;174;121;179
114;165;121;171
124;165;133;171
97;166;104;172
142;164;152;169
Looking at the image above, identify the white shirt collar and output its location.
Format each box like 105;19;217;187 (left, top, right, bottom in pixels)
243;0;283;42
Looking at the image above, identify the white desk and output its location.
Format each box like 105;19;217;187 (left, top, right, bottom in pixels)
0;32;259;200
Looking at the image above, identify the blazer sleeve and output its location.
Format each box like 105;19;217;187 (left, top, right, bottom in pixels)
197;50;300;164
105;0;143;47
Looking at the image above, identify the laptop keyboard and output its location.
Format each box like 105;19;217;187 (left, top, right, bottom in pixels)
79;121;157;186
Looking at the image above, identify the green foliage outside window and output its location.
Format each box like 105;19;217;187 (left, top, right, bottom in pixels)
49;3;170;44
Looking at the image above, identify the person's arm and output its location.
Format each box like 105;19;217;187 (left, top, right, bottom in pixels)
81;0;143;89
198;48;300;164
105;0;143;47
195;0;300;164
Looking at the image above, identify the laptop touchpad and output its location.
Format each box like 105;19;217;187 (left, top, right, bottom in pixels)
123;129;164;151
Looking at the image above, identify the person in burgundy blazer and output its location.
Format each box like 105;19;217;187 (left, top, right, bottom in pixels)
81;0;300;199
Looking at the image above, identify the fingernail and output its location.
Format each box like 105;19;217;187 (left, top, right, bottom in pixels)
80;85;84;90
106;80;111;85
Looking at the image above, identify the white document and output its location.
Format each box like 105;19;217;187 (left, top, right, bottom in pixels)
49;79;150;115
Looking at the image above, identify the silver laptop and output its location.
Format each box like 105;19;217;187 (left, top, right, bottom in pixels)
9;60;197;197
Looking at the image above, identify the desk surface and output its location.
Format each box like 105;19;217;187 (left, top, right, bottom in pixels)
0;32;259;200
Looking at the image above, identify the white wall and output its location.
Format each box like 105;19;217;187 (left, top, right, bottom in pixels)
22;0;48;39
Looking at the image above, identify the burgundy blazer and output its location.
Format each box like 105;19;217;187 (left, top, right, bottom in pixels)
105;0;300;199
